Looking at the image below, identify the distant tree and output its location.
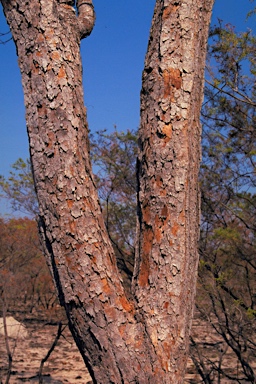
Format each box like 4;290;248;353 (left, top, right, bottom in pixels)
190;23;256;383
90;129;137;296
1;0;214;381
0;217;58;319
0;158;38;217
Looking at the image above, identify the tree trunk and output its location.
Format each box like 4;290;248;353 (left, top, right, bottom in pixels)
1;0;213;382
134;0;214;379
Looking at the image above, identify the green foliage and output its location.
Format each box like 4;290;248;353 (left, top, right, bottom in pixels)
192;21;256;383
202;25;255;202
0;158;38;217
90;128;137;293
246;2;256;23
247;307;256;319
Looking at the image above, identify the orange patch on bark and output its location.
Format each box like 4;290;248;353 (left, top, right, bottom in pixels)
169;68;182;89
163;4;179;20
45;29;54;41
139;228;153;287
75;243;83;251
83;196;96;215
36;33;44;43
118;324;126;337
155;176;167;197
138;260;149;287
62;4;73;11
162;360;169;372
142;228;154;256
101;278;111;295
119;295;134;313
155;175;162;188
69;165;75;177
171;222;179;237
51;51;61;61
69;220;76;234
163;68;182;98
160;188;167;197
162;123;172;139
162;341;172;359
58;67;66;79
155;222;162;243
142;203;151;225
91;255;97;264
155;204;169;242
163;70;171;99
134;337;144;350
67;199;74;209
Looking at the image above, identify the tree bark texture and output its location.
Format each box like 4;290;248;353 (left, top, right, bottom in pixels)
134;0;214;379
1;0;213;382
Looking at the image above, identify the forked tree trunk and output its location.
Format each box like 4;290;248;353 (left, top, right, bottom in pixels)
1;0;213;382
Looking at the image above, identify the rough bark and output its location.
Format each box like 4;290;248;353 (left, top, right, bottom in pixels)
134;0;214;380
1;0;213;382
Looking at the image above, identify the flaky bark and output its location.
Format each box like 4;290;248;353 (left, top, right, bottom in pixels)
1;0;213;382
134;0;214;380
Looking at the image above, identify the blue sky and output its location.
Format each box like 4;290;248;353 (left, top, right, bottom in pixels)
0;0;255;216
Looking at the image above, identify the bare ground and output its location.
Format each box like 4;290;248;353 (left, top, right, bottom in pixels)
0;317;199;384
0;320;92;384
1;313;251;383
